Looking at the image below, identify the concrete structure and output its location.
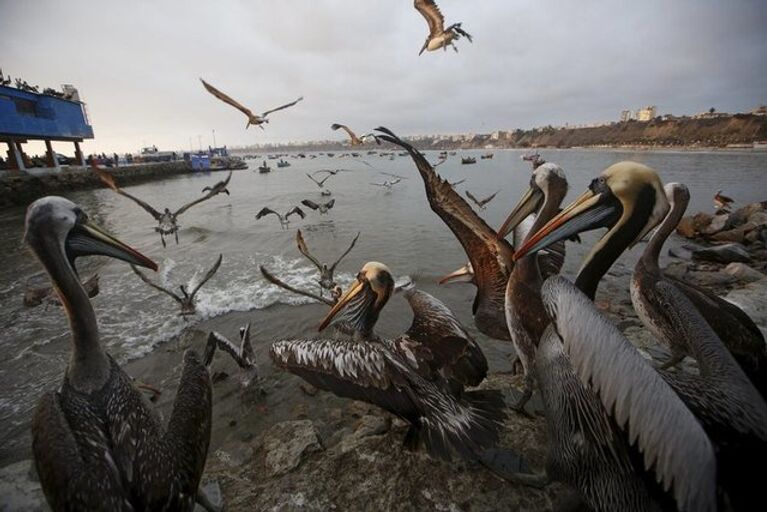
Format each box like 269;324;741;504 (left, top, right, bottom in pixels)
636;105;657;122
620;109;632;122
0;84;94;172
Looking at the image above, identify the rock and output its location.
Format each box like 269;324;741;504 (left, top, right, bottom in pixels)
725;278;767;329
747;210;767;228
711;222;758;243
686;270;737;288
262;420;322;477
702;213;729;235
692;243;751;263
194;480;224;512
675;216;697;238
729;202;767;227
353;415;391;438
0;460;47;511
692;212;713;232
668;246;694;260
723;263;765;283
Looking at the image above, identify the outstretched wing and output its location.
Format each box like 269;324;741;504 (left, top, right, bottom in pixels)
256;207;279;220
286;206;306;219
449;178;465;187
479;190;500;207
131;265;182;303
200;78;254;119
414;0;445;36
323;199;335;210
465;190;480;207
189;254;222;299
330;231;360;272
262;96;303;117
94;166;163;220
331;123;358;142
295;229;323;271
306;173;322;187
301;199;320;211
260;265;334;306
542;276;717;512
174;177;229;216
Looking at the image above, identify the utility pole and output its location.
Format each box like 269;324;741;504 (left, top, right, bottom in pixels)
212;129;216;148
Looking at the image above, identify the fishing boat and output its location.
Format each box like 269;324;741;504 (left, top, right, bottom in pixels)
277;159;291;168
480;153;494;160
258;160;271;173
461;156;477;165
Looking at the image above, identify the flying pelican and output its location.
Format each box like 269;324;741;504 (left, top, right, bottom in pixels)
448;178;465;187
714;189;734;213
632;183;766;391
200;78;303;129
204;323;258;390
260;265;337;306
375;127;514;341
270;262;503;459
414;0;473;55
296;229;359;296
312;169;351;177
306;172;333;195
301;198;335;215
131;254;222;317
255;206;305;229
330;123;381;146
465;190;500;210
201;172;232;195
25;197;212;511
95;167;230;247
371;178;402;190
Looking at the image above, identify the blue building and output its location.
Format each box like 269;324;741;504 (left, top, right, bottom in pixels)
0;84;94;171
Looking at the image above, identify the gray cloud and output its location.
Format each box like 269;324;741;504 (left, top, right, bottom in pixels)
1;0;765;153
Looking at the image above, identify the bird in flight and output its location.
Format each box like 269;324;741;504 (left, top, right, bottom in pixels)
200;78;303;129
296;229;360;297
306;172;334;196
204;323;259;392
414;0;473;55
255;206;306;228
465;190;499;210
331;124;381;146
301;198;335;215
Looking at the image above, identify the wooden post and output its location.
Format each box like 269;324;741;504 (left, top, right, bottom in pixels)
15;141;29;169
74;140;85;166
45;140;60;171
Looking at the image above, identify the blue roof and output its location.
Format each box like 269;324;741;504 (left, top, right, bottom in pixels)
0;85;94;141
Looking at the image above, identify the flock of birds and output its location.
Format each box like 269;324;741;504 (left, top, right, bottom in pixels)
19;2;766;511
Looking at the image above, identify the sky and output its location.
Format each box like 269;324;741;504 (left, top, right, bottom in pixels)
1;0;766;154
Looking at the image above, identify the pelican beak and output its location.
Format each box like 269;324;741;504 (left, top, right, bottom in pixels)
438;264;474;285
67;221;158;271
514;189;619;261
318;277;367;331
497;186;543;240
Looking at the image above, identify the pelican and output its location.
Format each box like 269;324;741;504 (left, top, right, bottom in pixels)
131;254;222;317
414;0;473;55
24;273;99;308
465;190;500;210
632;183;766;391
201;172;232;195
200;78;302;129
204;323;258;389
301;198;335;215
95;167;231;247
312;169;351;177
521;152;545;169
260;265;336;306
270;262;504;459
306;172;333;194
255;206;305;228
448;178;465;187
296;229;359;296
714;189;734;213
330;123;381;146
375;127;514;340
25;197;212;511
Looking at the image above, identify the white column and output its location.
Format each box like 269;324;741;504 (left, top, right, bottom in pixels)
10;140;25;171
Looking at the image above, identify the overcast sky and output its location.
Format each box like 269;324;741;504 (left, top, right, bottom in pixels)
2;0;766;154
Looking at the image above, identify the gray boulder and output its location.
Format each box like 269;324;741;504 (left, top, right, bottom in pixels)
262;420;323;477
723;263;765;283
692;243;751;263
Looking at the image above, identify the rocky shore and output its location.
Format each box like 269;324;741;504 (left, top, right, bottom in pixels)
0;162;191;208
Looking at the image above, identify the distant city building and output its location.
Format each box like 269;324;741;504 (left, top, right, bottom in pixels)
620;109;632;122
636;105;657;122
751;105;767;116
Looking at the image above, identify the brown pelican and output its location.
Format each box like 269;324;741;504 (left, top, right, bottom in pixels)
521;152;545;169
25;196;212;511
271;262;503;459
204;323;258;389
255;206;305;229
632;183;767;391
201;172;232;195
465;189;500;210
200;78;303;129
330;123;381;146
713;189;734;213
131;254;222;317
260;265;337;306
414;0;473;55
306;172;333;195
375;127;514;340
24;273;99;308
296;229;359;296
301;198;335;215
95;167;231;247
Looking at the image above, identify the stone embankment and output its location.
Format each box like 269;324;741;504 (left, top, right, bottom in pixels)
0;162;191;208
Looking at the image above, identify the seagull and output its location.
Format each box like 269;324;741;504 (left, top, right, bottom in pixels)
414;0;473;55
95;166;230;247
131;255;222;317
465;190;499;210
714;189;734;213
200;78;303;130
331;123;381;146
301;198;335;215
255;206;305;228
204;323;258;390
296;229;360;296
371;178;402;190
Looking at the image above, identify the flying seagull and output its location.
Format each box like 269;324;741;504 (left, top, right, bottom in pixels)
330;123;381;146
465;190;499;210
301;199;335;215
255;206;305;228
296;229;360;296
131;255;222;317
414;0;473;55
95;166;231;247
200;78;303;130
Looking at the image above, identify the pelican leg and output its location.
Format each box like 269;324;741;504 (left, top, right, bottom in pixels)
174;230;179;245
160;233;167;248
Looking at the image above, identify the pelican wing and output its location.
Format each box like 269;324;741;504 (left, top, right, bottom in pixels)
375;127;513;312
207;330;254;369
94;166;163;220
301;199;321;211
295;229;323;271
189;254;222;299
131;266;182;304
464;190;482;208
478;190;499;207
543;276;717;512
331;123;359;143
200;78;255;118
329;231;360;272
414;0;445;36
260;265;334;306
174;180;227;216
286;206;306;220
261;96;303;117
255;207;280;220
449;178;465;187
323;199;335;210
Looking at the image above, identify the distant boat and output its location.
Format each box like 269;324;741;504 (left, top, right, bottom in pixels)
258;160;271;173
277;159;291;168
461;156;477;165
480;153;494;159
